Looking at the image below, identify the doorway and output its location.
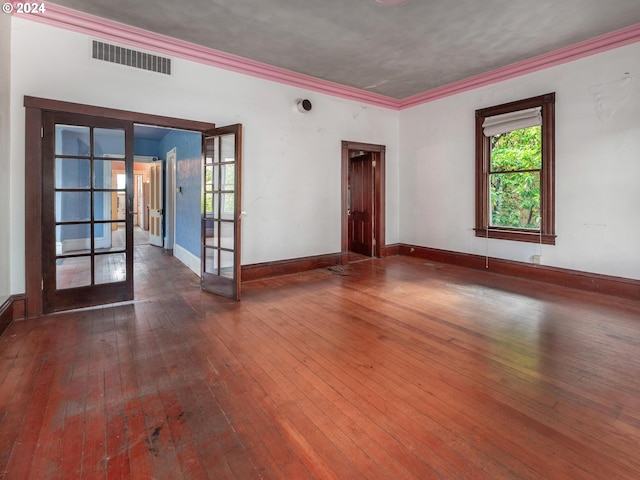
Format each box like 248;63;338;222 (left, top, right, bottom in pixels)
341;141;386;258
24;96;216;316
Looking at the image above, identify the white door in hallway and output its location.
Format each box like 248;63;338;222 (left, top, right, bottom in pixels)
149;161;163;247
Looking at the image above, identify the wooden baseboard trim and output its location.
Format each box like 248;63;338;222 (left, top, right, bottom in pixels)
0;295;26;336
380;244;401;257
399;244;640;301
242;252;347;282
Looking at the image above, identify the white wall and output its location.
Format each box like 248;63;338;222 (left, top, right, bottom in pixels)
0;13;11;297
399;42;640;280
8;18;400;294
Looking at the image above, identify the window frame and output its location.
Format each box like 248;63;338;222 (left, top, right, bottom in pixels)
475;93;556;245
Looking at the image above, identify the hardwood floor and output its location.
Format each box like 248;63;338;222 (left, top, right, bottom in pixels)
1;246;639;479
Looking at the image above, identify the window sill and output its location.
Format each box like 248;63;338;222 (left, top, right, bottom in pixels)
474;228;556;245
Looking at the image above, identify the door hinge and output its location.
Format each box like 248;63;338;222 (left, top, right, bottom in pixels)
41;278;44;290
41;126;44;138
373;238;377;247
372;160;376;168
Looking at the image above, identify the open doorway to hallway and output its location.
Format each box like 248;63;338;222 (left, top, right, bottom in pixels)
23;96;216;316
129;124;204;288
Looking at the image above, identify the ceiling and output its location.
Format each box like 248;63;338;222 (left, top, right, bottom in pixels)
49;0;640;99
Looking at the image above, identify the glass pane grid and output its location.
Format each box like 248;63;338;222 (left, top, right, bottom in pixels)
54;123;129;291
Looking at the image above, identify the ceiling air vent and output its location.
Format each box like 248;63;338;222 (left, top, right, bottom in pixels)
92;40;171;75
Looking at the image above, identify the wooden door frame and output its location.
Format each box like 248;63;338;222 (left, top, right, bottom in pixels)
24;96;215;318
341;141;385;258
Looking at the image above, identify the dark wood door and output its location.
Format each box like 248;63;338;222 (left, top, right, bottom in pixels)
348;153;374;256
42;112;134;313
201;124;242;300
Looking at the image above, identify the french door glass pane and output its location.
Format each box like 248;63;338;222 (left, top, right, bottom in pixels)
57;223;91;255
223;164;235;190
204;219;218;246
204;247;217;274
56;192;91;222
56;256;91;289
220;134;234;163
204;165;214;190
219;221;234;250
106;222;126;250
55;158;91;189
93;192;117;221
223;192;235;215
204;193;214;215
95;253;126;284
220;250;234;279
55;125;90;156
94;160;125;189
94;128;125;158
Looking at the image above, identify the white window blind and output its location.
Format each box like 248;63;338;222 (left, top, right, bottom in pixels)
482;107;542;137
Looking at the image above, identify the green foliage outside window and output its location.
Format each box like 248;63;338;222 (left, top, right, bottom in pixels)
490;126;541;229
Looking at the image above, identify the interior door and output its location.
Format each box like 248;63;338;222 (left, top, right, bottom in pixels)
348;153;374;256
148;161;163;247
201;124;242;300
42;112;134;313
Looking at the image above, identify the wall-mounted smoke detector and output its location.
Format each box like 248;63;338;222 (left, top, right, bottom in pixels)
296;99;312;113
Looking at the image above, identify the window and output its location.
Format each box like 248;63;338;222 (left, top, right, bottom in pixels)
475;93;556;244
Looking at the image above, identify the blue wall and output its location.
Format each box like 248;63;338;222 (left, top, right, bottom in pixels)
159;130;202;258
134;138;161;158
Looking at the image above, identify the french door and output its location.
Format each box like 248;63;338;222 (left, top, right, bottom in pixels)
201;124;242;300
42;112;134;312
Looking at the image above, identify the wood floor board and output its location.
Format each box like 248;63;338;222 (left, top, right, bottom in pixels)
216;305;421;480
185;299;316;479
207;312;365;480
247;286;542;480
247;264;636;479
1;246;639;479
142;299;251;479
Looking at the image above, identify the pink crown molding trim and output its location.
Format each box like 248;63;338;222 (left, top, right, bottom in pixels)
12;3;640;111
13;2;400;109
399;22;640;109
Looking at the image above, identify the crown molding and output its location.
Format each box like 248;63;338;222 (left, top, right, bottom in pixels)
399;22;640;109
11;4;640;111
12;2;400;109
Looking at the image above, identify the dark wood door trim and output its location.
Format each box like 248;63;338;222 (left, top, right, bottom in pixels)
24;96;216;131
341;141;386;257
24;96;216;317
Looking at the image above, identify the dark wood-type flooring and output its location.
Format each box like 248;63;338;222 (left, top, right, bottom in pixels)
1;245;640;479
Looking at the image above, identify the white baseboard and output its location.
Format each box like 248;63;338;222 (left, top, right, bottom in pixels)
173;243;201;277
61;235;111;253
